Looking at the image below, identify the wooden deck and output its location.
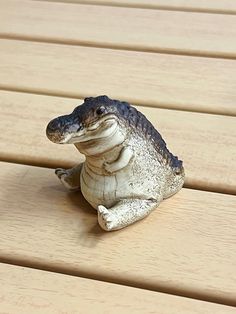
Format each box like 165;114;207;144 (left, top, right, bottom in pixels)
0;0;236;312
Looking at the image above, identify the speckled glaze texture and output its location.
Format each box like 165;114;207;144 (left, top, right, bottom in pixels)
46;96;184;231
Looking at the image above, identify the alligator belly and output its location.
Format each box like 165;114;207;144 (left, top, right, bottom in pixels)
80;166;119;209
80;163;157;209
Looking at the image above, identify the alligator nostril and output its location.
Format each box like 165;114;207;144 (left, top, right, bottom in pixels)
48;118;61;132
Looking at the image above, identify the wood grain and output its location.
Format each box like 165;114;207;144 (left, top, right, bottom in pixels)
1;1;236;58
1;263;236;314
0;91;236;194
34;0;236;14
0;40;236;116
0;162;236;305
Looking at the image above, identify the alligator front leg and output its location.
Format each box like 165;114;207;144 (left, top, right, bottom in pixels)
97;198;159;231
55;163;83;191
104;146;133;173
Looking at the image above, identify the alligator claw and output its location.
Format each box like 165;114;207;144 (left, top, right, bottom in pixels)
97;205;115;231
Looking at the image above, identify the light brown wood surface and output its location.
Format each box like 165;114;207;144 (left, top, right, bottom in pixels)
1;263;236;314
1;91;236;194
1;1;236;58
0;162;236;305
0;39;236;116
1;0;236;311
35;0;236;14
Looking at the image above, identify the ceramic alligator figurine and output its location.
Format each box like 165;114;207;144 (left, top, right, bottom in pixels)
46;96;184;231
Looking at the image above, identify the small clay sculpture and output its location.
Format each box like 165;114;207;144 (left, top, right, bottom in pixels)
46;96;184;231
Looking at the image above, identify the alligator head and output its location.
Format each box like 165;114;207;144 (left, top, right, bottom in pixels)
46;95;131;155
47;96;119;143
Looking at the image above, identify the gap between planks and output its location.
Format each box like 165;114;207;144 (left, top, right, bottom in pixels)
1;262;236;314
0;258;236;309
0;158;233;197
1;34;236;61
1;1;236;59
1;85;235;118
0;39;236;116
33;0;236;15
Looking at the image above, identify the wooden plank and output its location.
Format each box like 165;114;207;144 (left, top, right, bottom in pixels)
0;162;236;305
1;1;236;58
0;40;236;116
0;91;236;194
1;264;236;314
38;0;236;14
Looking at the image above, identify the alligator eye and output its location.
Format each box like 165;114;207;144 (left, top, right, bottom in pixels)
96;106;105;115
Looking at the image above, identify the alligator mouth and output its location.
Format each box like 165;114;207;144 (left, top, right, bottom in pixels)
60;115;118;144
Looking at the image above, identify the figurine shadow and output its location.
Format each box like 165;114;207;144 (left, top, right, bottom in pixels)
46;186;110;248
3;166;111;249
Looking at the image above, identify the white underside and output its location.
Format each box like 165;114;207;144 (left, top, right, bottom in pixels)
81;165;137;209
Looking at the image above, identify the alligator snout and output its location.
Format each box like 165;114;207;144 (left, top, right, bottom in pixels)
47;117;61;132
46;113;82;144
46;117;63;143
